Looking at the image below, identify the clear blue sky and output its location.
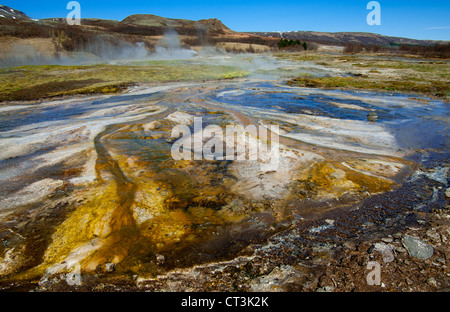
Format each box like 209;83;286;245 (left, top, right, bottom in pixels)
3;0;449;40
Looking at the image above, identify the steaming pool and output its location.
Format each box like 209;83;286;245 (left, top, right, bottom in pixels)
0;78;448;291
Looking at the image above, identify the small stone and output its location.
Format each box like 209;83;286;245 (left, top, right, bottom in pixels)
105;263;115;273
395;246;407;253
445;188;450;198
367;112;378;122
402;236;434;260
156;254;165;265
373;242;395;263
319;275;333;288
381;237;393;243
316;286;334;292
426;229;440;243
343;241;356;250
427;277;438;288
357;242;371;252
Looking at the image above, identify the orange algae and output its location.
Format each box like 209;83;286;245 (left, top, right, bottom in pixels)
295;161;394;199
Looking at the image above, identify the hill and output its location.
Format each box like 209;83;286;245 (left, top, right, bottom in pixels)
121;14;232;34
250;31;441;47
0;4;31;20
0;6;277;60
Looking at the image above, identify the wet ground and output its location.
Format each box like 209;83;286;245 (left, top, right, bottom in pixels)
0;67;448;291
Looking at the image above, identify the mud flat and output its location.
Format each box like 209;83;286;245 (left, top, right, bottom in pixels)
0;55;448;291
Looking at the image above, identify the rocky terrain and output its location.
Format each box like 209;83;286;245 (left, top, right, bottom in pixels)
0;5;31;20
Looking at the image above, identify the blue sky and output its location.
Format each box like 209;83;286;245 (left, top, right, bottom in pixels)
3;0;449;40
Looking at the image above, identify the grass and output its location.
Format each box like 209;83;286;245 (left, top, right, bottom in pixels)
286;76;449;98
2;52;448;102
276;52;450;101
0;63;249;102
272;52;325;62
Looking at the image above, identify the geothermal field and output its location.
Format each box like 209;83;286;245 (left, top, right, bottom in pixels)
0;7;449;293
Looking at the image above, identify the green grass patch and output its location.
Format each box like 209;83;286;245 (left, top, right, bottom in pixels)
273;52;327;62
275;51;449;101
0;64;249;102
286;76;449;99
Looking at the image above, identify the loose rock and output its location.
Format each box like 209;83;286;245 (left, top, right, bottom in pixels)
316;286;334;292
381;237;393;243
427;277;438;288
402;236;434;260
105;263;115;273
367;112;378;122
373;242;395;263
156;254;165;265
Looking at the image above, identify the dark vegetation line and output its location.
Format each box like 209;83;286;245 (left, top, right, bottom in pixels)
344;42;450;59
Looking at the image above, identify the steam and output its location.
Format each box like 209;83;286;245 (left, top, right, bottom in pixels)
150;29;198;60
0;28;329;80
0;43;102;67
0;29;198;67
84;40;150;61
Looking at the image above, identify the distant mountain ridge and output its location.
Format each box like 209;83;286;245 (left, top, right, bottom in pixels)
249;31;445;47
123;14;231;31
120;14;233;36
0;4;31;20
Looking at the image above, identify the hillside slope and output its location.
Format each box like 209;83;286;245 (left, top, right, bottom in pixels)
0;5;31;20
250;31;443;47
